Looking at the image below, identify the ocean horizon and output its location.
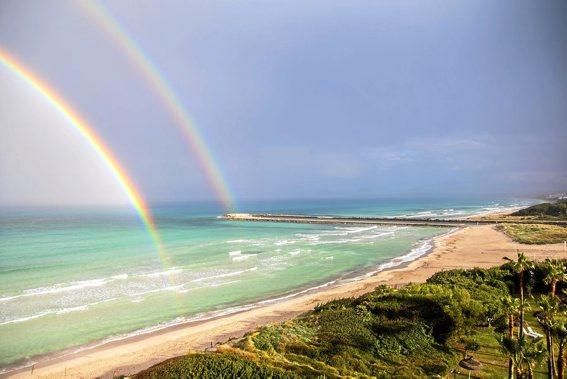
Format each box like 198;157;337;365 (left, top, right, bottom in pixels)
0;197;535;371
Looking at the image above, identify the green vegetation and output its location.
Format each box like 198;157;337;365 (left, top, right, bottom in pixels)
135;256;567;378
134;352;296;379
512;201;567;220
498;224;567;244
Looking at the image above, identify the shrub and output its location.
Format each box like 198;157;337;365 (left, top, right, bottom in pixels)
134;352;297;379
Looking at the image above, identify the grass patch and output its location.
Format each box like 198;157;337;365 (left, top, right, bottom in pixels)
134;351;298;379
498;223;567;244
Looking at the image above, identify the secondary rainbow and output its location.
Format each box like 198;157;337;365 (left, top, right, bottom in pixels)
79;1;234;211
0;48;169;266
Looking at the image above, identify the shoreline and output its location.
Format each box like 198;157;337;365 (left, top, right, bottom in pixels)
5;210;565;378
1;228;452;377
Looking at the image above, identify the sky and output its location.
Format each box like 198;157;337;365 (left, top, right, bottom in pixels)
0;0;566;206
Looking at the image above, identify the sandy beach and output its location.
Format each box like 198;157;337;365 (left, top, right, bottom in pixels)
5;224;566;379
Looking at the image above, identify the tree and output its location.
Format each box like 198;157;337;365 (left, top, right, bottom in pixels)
504;252;534;339
544;259;567;297
502;296;522;378
500;335;524;379
500;335;545;379
503;296;522;338
537;295;562;378
553;322;567;379
524;338;547;379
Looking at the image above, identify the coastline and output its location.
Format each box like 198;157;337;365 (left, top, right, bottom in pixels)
1;228;447;378
4;222;566;378
0;206;567;378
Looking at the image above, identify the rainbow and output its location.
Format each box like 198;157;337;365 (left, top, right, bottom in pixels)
0;48;169;266
79;1;234;211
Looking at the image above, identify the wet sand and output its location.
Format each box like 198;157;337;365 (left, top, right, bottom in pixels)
5;225;566;378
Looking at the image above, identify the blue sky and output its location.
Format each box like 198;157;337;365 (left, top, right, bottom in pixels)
0;0;566;205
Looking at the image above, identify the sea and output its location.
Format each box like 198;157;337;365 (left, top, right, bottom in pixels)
0;197;535;371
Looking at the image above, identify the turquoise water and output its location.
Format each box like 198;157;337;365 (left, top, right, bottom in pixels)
0;198;534;370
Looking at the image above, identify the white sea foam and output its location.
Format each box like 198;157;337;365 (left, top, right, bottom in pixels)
24;278;108;296
0;296;120;326
192;267;258;283
164;285;185;292
0;278;110;302
295;233;320;241
405;211;436;218
335;225;378;234
227;239;260;244
0;294;21;302
232;255;255;262
288;249;301;256
261;255;289;269
400;209;468;218
112;273;129;280
228;250;257;262
274;239;294;246
372;240;432;272
0;312;52;326
357;228;459;279
143;267;182;278
0;268;185;304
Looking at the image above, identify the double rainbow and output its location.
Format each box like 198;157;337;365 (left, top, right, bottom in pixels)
0;48;169;266
79;1;234;211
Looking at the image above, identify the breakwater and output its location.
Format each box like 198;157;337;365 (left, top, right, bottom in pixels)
221;213;566;227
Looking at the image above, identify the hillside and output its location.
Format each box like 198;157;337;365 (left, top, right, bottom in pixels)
511;200;567;219
135;259;567;378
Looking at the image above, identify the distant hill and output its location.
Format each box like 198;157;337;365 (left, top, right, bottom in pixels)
512;200;567;219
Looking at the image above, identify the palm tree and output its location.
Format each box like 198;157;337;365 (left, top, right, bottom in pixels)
537;295;561;378
500;335;524;379
553;323;567;379
544;259;567;297
502;295;522;378
524;338;547;379
500;335;546;379
504;252;534;339
503;296;522;338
